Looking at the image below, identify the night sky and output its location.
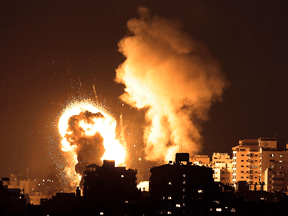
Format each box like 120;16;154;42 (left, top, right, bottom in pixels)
1;1;287;179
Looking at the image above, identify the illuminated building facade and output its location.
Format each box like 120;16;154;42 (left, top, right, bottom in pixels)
232;137;288;192
232;139;261;188
191;154;210;166
149;153;214;215
261;148;288;192
212;153;233;185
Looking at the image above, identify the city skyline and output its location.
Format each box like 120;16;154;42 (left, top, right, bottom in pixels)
1;1;288;178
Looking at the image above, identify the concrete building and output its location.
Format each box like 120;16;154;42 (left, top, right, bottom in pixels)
191;154;211;166
232;137;288;192
232;139;261;188
261;149;288;192
149;153;215;215
83;160;139;202
82;160;140;215
212;153;233;185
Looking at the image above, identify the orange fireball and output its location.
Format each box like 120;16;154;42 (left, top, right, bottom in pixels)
58;100;126;187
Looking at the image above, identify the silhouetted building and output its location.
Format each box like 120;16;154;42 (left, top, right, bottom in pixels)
83;160;140;215
149;153;215;215
0;180;27;214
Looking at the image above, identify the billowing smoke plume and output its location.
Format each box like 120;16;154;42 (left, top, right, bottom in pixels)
115;7;227;162
65;111;105;175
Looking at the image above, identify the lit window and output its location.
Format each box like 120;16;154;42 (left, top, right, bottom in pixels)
167;211;172;215
183;174;186;177
183;203;185;206
198;190;203;194
216;208;222;212
121;175;124;178
280;155;283;157
270;154;275;157
100;212;104;215
183;188;186;192
176;204;181;208
168;182;172;185
162;196;165;200
183;181;186;184
168;196;172;200
125;200;129;203
279;160;283;163
231;208;236;212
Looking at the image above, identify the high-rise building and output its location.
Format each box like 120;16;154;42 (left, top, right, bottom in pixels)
232;139;261;188
261;148;288;192
232;137;288;192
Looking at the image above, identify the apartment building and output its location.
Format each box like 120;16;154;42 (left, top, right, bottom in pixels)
232;137;288;192
212;153;233;185
191;155;210;166
232;139;262;189
261;148;288;192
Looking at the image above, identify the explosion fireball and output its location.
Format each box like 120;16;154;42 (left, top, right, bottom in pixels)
58;100;126;187
115;7;228;163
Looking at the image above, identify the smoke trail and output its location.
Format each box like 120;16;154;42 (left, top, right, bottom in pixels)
115;7;228;162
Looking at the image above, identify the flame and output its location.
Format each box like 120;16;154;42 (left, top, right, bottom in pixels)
58;100;126;187
115;7;227;163
137;181;149;191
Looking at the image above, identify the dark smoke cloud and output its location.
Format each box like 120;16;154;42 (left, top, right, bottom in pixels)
65;111;105;175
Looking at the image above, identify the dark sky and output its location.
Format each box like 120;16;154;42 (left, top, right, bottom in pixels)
0;0;287;178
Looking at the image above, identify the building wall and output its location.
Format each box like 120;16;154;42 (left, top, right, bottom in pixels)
258;137;277;149
232;137;288;192
212;153;233;185
232;139;261;189
262;150;288;192
191;155;210;166
83;160;139;203
149;154;214;215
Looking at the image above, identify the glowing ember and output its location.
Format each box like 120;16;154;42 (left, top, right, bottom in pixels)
58;100;126;187
137;181;149;191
